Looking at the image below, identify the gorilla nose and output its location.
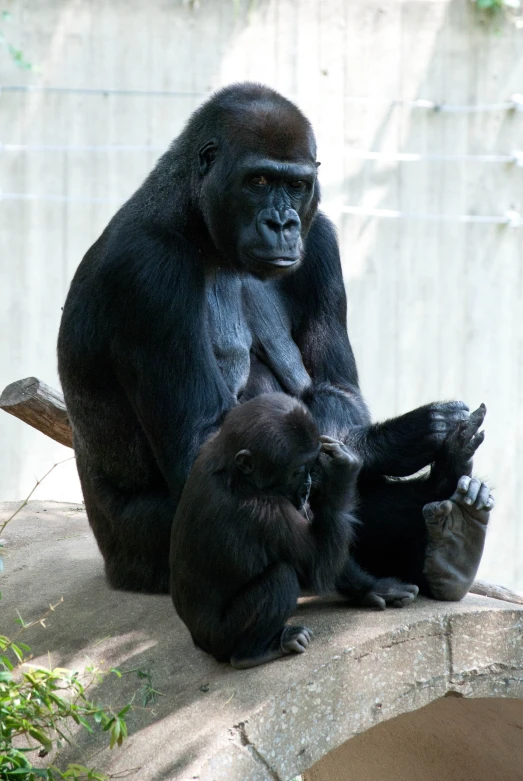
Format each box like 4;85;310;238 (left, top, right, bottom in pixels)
257;208;301;248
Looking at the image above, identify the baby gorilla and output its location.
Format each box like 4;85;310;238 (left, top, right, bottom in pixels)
170;393;418;668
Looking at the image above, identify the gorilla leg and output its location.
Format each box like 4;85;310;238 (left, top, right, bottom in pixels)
198;563;311;668
354;406;491;600
79;467;174;593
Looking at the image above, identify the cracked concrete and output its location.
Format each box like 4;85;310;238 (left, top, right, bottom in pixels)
1;501;522;781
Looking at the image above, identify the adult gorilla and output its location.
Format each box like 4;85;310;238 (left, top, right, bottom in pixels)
58;83;491;597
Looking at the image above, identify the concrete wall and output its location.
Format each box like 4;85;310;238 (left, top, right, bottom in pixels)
1;0;522;588
304;697;523;781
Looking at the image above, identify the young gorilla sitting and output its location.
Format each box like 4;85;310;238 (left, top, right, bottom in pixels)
169;393;418;668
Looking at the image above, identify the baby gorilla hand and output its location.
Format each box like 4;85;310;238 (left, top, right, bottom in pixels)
318;436;362;504
319;435;362;472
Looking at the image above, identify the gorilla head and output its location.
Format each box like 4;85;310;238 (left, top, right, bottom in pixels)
178;83;321;279
210;392;321;509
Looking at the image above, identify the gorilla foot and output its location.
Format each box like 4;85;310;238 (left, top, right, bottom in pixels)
357;579;419;610
280;624;313;654
423;475;494;601
230;625;313;669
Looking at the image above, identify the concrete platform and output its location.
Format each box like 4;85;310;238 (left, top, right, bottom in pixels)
1;501;522;781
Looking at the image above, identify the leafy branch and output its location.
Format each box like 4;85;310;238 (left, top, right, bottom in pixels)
1;602;131;780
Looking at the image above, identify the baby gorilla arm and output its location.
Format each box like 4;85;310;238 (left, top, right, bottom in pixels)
316;436;419;610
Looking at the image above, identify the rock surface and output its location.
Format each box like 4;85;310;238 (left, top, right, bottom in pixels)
1;501;522;781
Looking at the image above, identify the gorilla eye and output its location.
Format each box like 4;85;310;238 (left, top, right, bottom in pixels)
290;180;306;189
251;175;268;186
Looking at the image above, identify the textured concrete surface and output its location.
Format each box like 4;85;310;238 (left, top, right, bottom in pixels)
1;501;523;781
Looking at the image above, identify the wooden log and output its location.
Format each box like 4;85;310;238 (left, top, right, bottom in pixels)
0;377;73;448
470;579;523;605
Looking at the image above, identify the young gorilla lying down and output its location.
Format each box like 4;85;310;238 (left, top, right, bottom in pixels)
169;393;420;669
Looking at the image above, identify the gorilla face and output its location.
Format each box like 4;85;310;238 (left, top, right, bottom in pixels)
198;145;320;280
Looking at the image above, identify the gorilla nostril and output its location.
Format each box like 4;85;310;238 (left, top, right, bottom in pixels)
264;215;300;234
265;218;283;233
282;217;300;232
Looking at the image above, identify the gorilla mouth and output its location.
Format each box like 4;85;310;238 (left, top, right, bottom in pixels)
247;252;300;268
264;257;299;268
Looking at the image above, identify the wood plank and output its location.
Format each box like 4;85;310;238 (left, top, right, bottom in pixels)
0;377;73;448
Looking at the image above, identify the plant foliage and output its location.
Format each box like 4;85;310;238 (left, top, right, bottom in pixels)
0;610;129;780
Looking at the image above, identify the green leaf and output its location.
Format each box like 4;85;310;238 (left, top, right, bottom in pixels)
28;726;52;749
109;718;120;749
77;715;94;733
10;643;24;662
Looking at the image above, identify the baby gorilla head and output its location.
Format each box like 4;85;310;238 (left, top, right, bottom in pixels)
216;393;321;510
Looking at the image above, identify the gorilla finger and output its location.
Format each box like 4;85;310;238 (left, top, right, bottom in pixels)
391;594;416;607
404;584;420;597
466;403;487;432
321;442;345;458
320;441;342;451
457;475;471;494
387;583;418;604
287;639;307;653
437;400;469;414
319;435;342;445
424;500;452;522
438;402;470;422
467;430;485;454
476;482;491;510
297;630;313;647
363;593;387;610
463;477;481;505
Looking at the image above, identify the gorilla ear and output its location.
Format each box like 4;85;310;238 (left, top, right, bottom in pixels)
235;449;253;475
198;140;218;175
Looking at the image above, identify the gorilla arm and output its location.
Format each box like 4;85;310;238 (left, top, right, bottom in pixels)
104;232;235;498
287;213;468;478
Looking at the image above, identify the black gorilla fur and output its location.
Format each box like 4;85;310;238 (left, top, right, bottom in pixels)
58;83;492;599
170;393;418;668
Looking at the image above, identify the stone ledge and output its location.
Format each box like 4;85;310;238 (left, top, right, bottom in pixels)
1;501;522;781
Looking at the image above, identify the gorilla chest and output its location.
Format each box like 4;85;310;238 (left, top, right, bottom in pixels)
205;272;311;399
206;273;252;398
